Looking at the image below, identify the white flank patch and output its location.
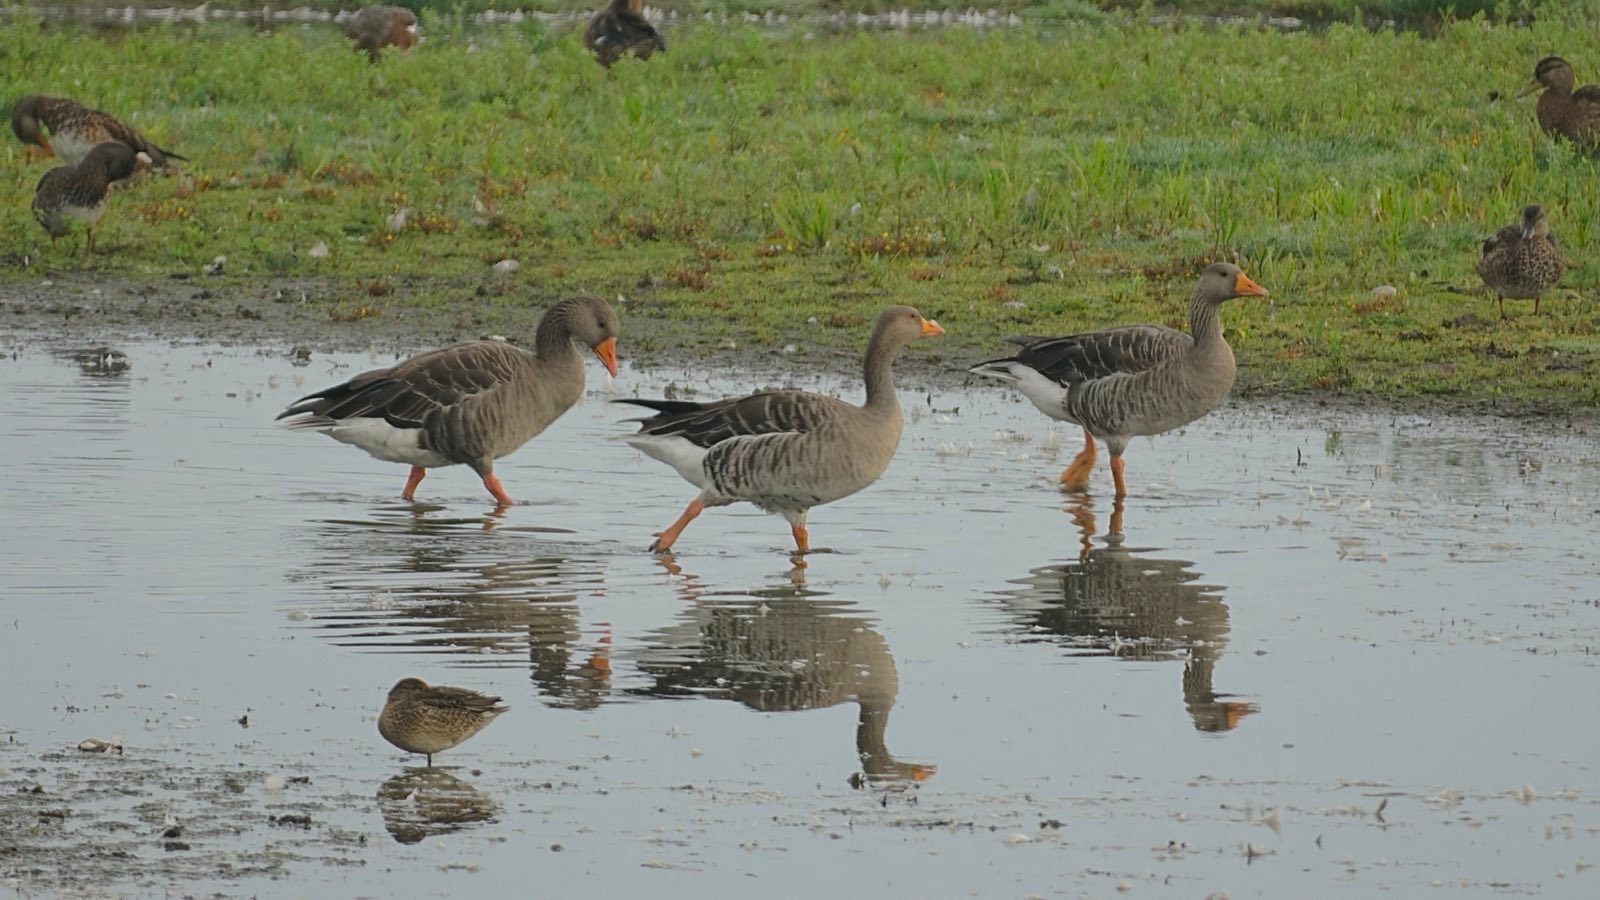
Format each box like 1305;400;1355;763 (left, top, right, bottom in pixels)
321;417;447;467
624;434;710;490
984;363;1071;421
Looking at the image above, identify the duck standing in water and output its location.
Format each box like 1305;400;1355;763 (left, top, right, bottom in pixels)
378;679;508;767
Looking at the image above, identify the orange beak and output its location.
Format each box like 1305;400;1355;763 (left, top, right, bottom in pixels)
1233;272;1269;297
920;317;945;337
593;337;619;376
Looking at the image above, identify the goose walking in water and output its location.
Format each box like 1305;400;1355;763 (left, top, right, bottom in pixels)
616;305;943;555
969;263;1267;497
276;295;619;506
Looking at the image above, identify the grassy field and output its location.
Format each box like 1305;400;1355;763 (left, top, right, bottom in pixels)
2;3;1598;402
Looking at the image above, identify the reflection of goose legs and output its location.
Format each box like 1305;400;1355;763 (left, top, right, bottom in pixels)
1064;494;1127;553
1059;429;1097;492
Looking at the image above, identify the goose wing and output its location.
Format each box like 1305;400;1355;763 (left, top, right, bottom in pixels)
277;341;528;429
998;325;1192;386
617;390;843;449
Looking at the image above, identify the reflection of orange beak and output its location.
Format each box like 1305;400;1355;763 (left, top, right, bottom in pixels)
1233;272;1269;298
910;763;937;782
920;317;945;337
593;336;619;376
1224;702;1260;730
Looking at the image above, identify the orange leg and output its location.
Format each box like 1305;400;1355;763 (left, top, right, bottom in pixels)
401;465;426;501
1058;428;1097;492
1110;455;1128;498
1108;495;1125;536
651;499;704;553
85;228;95;255
481;472;515;507
791;524;810;555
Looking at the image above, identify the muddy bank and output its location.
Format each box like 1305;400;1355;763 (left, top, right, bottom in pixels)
1;273;1594;427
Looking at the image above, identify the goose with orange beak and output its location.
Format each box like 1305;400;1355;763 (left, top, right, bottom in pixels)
617;305;942;556
970;263;1267;498
278;294;619;507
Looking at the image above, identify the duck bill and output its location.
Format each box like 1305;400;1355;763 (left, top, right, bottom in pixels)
593;337;619;376
1516;81;1542;99
1233;272;1269;297
920;317;945;337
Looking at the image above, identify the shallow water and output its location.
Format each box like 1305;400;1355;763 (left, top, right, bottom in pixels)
1;339;1598;896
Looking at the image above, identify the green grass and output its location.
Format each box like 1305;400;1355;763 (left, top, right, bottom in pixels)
2;4;1598;402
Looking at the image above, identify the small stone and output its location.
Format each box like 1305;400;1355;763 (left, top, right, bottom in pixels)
492;259;519;273
308;241;329;258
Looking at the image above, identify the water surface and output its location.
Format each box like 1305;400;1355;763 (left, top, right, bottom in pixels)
1;340;1596;896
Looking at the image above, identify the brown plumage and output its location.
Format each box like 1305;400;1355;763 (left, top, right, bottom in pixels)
11;95;186;168
584;0;666;68
617;306;943;556
969;263;1268;498
32;142;139;254
1524;56;1600;149
346;5;420;63
1477;204;1564;317
378;678;508;767
276;295;620;506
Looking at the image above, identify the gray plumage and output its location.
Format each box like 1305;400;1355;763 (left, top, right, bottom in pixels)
617;305;944;554
632;597;935;782
378;678;508;766
1528;56;1600;150
276;294;620;505
968;263;1267;497
12;94;185;167
584;0;665;68
1477;204;1564;317
32;141;139;254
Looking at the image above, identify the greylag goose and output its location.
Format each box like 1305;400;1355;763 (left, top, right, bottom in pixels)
378;678;508;767
276;294;619;506
584;0;665;68
32;141;139;254
616;305;943;555
1523;56;1600;149
11;95;186;167
346;5;420;63
968;263;1267;497
1476;204;1563;316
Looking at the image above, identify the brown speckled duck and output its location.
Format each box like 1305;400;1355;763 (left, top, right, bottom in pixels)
617;306;943;556
276;295;619;506
1523;56;1600;149
584;0;665;69
346;5;420;63
1477;204;1564;317
11;95;185;168
32;142;139;254
378;678;508;767
969;264;1267;498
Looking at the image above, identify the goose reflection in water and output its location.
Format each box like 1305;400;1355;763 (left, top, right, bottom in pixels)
376;768;497;845
291;512;613;708
633;561;935;785
996;497;1258;732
